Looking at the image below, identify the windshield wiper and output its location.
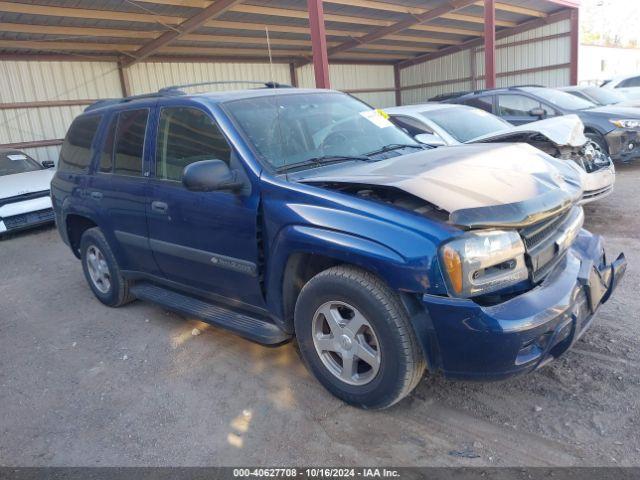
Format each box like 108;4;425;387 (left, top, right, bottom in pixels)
365;143;425;156
278;154;371;173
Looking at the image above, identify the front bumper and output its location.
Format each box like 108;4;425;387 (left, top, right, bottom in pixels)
605;129;640;162
580;164;615;204
0;195;54;235
420;230;626;380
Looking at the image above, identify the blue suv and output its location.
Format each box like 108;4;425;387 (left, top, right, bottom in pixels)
51;85;626;409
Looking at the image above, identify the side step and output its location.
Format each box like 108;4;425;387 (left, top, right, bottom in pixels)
131;282;291;345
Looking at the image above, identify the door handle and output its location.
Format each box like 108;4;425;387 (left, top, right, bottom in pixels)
90;191;103;200
151;201;168;214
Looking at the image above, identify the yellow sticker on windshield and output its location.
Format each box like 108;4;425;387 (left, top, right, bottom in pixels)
376;108;389;120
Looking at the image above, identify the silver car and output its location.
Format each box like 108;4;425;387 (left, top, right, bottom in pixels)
0;149;55;236
385;103;616;204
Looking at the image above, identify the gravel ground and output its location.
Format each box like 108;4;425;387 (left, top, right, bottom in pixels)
0;163;639;467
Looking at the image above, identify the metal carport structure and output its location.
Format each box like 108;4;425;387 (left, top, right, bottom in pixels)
0;0;580;161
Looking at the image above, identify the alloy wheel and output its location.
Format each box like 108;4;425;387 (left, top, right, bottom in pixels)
311;301;381;386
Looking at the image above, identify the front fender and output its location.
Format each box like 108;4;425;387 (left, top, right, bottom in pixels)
265;224;445;331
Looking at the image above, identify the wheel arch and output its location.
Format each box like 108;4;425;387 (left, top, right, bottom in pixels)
265;224;440;334
65;213;98;259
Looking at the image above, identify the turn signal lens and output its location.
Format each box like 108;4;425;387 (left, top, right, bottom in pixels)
442;245;463;294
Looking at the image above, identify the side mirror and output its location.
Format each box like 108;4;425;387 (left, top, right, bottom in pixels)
182;159;244;192
529;107;546;119
41;160;55;169
414;133;446;147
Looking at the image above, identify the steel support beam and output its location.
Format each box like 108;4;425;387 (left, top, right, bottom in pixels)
121;0;242;67
398;7;572;70
569;8;579;85
394;64;402;106
322;0;477;61
307;0;330;89
118;62;131;97
484;0;496;89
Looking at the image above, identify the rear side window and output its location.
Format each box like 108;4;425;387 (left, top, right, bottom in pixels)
155;107;231;182
59;115;102;172
114;109;149;176
463;96;493;113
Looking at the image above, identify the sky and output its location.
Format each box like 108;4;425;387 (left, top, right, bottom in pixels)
581;0;640;47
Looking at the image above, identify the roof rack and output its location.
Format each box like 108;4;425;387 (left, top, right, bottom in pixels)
158;80;291;94
84;80;292;112
84;91;182;112
429;91;471;102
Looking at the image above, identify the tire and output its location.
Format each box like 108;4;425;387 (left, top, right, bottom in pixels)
294;265;425;409
585;132;609;155
80;227;135;307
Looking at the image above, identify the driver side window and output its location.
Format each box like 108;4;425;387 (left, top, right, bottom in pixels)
156;107;231;182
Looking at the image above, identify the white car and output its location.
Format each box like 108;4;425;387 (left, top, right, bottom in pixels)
601;75;640;101
385;103;615;204
0;149;55;236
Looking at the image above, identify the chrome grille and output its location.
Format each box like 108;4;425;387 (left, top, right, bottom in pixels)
3;209;54;231
519;207;584;283
520;209;572;251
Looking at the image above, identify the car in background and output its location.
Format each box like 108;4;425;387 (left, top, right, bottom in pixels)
560;85;640;108
437;86;640;163
601;75;640;100
386;103;615;204
0;149;55;236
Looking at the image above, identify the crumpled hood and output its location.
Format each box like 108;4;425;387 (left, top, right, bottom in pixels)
468;114;587;147
0;169;54;200
296;143;583;228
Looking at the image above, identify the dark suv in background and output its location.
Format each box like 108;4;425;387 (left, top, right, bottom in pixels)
436;86;640;162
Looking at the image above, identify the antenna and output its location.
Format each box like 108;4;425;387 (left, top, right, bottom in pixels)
265;26;275;86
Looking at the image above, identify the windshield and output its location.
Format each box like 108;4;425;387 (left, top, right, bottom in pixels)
422;107;512;142
522;87;596;110
0;151;42;176
582;87;628;105
223;92;418;170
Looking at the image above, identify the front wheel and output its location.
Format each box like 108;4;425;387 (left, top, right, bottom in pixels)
294;266;425;409
585;132;609;155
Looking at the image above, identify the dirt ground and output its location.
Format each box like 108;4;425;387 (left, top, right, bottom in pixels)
1;164;639;467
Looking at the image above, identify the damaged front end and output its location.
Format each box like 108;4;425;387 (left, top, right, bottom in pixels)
470;115;615;204
296;142;620;301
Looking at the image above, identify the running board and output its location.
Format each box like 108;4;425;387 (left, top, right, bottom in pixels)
131;283;291;345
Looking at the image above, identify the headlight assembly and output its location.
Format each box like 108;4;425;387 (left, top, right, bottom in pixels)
439;230;528;298
610;119;640;129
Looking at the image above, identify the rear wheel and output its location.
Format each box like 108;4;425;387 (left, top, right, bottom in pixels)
294;265;425;409
80;227;135;307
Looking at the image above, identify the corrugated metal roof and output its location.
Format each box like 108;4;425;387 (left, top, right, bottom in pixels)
0;0;574;64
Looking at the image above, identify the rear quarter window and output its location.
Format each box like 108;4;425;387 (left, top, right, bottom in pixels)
58;115;102;173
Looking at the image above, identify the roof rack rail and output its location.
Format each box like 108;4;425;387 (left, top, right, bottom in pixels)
158;80;291;94
429;91;471;102
84;81;292;112
84;91;183;112
508;84;545;89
